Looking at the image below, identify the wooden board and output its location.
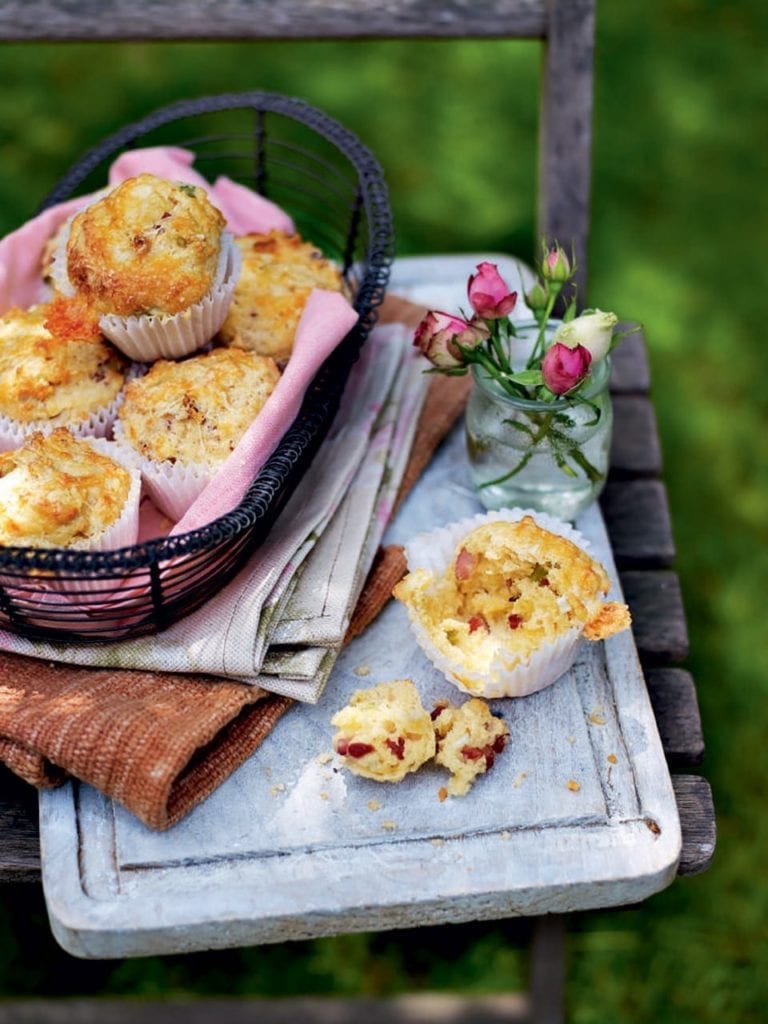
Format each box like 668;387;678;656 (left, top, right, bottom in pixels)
37;256;680;957
38;426;681;959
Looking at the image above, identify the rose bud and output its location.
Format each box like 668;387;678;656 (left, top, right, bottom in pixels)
541;243;571;284
542;342;592;394
467;262;518;319
552;309;619;364
413;310;484;368
524;280;549;317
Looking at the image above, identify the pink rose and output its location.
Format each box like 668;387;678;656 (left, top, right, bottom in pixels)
467;262;518;319
541;244;571;284
413;310;484;368
541;342;592;394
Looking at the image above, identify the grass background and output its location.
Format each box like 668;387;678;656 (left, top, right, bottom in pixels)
1;0;766;1020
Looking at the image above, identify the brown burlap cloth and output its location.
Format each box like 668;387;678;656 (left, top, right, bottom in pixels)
0;296;470;830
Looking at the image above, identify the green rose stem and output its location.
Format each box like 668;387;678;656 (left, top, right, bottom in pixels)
528;282;562;365
478;407;604;489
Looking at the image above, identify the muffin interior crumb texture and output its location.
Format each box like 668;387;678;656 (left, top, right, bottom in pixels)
331;678;436;783
432;698;510;796
394;516;631;676
0;429;130;548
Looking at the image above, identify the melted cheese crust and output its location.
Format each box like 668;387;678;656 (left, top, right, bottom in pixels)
394;516;631;675
117;347;280;466
219;230;345;363
0;304;126;424
331;679;436;783
0;429;130;548
66;174;225;317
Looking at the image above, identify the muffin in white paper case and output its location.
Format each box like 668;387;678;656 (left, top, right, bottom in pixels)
393;508;632;699
113;346;280;522
0;430;141;554
96;234;240;361
50;174;242;361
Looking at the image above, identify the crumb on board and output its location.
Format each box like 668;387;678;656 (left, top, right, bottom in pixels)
500;830;511;841
438;786;449;802
354;664;371;677
367;799;381;812
430;838;444;847
320;791;330;801
607;753;618;764
270;783;286;797
316;752;333;766
566;735;575;744
566;779;581;792
512;771;528;789
588;710;608;725
381;820;397;832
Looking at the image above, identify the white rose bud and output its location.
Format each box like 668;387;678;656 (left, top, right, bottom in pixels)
552;310;619;363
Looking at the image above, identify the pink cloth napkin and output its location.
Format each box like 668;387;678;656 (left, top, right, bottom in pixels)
0;145;294;313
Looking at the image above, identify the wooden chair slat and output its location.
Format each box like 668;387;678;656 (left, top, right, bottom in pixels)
601;479;676;569
645;668;705;768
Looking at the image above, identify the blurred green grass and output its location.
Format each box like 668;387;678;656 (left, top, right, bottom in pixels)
1;1;767;1021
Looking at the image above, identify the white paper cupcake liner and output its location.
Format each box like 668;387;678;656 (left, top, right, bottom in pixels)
400;507;592;699
98;233;241;361
68;437;143;554
111;419;211;522
1;439;144;602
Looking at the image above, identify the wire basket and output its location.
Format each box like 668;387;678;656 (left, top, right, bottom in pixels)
0;92;394;644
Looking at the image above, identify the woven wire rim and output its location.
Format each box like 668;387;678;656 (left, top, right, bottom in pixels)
0;91;394;575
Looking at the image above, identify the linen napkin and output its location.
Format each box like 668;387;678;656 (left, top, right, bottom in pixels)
0;298;473;828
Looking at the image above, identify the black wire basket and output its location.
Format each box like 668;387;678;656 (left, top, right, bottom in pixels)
0;92;394;644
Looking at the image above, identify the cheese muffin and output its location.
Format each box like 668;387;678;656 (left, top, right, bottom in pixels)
0;300;128;451
219;230;346;364
58;174;240;360
393;512;631;698
0;428;140;551
432;698;509;796
114;346;280;521
331;679;436;783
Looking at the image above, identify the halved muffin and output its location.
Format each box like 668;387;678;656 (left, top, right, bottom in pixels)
393;511;631;698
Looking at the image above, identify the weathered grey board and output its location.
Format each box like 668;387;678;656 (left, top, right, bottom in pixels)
39;426;681;959
0;1;548;41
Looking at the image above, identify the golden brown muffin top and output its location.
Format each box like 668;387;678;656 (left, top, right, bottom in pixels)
0;301;127;425
218;230;345;363
117;346;280;466
0;428;131;548
66;174;226;317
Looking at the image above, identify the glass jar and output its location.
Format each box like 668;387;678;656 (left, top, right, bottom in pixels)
464;321;613;520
